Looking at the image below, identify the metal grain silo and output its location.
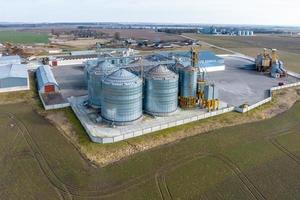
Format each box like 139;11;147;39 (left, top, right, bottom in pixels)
144;65;179;116
101;69;143;125
179;66;198;108
88;60;118;108
84;60;98;85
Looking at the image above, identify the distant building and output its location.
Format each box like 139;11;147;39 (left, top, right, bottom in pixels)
70;50;97;56
36;65;59;93
0;64;29;93
48;49;63;54
0;55;22;65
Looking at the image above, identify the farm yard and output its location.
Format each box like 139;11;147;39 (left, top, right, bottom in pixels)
184;34;300;73
0;88;300;199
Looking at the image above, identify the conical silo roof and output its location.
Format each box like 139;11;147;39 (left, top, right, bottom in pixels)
146;65;178;80
93;60;118;76
103;69;142;86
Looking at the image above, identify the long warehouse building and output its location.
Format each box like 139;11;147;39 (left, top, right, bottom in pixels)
0;64;29;93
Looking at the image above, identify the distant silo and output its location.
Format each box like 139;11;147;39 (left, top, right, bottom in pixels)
144;65;179;116
88;60;118;108
179;66;198;108
101;69;143;125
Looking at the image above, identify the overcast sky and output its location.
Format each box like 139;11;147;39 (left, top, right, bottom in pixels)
1;0;299;26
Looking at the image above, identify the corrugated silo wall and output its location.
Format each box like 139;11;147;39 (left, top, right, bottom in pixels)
101;82;143;123
0;78;27;88
144;78;178;116
88;72;103;107
180;69;197;98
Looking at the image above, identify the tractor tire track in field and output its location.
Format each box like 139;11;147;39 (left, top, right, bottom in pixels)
0;117;20;165
0;112;73;200
212;154;266;200
155;153;266;200
269;137;300;165
0;111;154;199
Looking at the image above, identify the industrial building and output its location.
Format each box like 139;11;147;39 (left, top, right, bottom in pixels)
198;51;225;72
49;54;99;67
36;65;69;110
158;50;225;72
36;65;60;93
0;64;29;93
49;48;139;67
0;55;22;65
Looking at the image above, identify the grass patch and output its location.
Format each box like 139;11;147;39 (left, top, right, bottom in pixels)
0;30;49;44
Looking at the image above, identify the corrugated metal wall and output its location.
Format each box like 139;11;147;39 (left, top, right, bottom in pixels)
0;77;27;88
179;67;198;98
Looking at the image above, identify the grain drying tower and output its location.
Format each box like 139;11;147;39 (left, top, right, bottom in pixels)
144;65;179;116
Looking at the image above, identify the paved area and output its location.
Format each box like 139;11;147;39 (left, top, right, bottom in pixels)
40;93;68;105
52;56;299;108
52;65;87;99
209;56;300;106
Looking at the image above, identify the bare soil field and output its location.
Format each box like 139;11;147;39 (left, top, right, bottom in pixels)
52;38;109;49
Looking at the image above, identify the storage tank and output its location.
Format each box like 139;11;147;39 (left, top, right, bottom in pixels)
84;60;98;85
88;60;118;108
204;84;219;100
179;66;198;108
101;69;143;125
144;65;179;116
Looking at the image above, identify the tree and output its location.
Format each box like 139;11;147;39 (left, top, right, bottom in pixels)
113;32;121;41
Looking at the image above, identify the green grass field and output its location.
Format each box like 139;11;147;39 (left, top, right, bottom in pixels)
0;99;299;199
185;34;300;73
0;30;49;44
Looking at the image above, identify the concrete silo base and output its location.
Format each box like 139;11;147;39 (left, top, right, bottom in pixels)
144;109;179;117
101;116;144;126
69;95;232;144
